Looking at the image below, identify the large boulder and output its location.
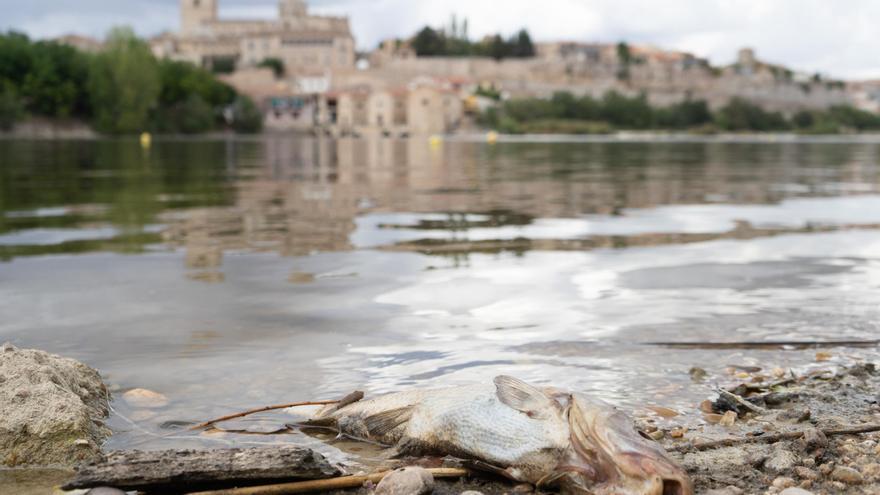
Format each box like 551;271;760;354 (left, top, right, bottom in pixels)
0;343;110;466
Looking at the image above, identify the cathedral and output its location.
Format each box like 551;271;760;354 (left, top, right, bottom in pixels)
151;0;355;75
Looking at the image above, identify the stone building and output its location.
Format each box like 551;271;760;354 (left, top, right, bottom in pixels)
151;0;355;75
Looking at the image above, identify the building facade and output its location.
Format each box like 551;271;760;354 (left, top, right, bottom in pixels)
151;0;355;75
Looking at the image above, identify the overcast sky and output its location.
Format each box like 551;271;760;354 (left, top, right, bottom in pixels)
2;0;879;80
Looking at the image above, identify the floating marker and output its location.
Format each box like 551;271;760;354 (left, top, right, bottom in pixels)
486;131;498;144
140;132;152;148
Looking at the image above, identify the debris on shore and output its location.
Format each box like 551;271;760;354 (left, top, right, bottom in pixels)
641;360;880;494
0;343;110;467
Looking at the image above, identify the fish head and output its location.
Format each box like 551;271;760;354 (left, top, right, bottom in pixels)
553;393;692;495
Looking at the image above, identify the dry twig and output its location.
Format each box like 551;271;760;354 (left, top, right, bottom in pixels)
190;391;363;431
186;467;471;495
672;424;880;453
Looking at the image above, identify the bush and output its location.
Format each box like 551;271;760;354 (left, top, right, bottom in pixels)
518;119;612;134
0;84;24;130
232;96;263;133
716;98;789;131
258;58;285;78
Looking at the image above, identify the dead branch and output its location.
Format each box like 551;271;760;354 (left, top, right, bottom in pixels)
190;391;364;431
186;467;471;495
672;424;880;453
716;388;767;415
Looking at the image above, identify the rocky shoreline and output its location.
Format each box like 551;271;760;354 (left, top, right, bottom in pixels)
2;344;879;494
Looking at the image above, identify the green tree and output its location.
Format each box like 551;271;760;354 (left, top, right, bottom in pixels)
232;96;263;133
0;84;24;130
257;57;285;78
600;91;653;128
412;27;445;56
89;27;160;134
616;42;632;81
716;98;789;131
511;29;535;57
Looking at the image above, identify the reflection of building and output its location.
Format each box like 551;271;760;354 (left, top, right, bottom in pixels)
161;137;880;264
151;0;355;74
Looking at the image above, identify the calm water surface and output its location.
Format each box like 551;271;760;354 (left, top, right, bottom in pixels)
2;136;880;466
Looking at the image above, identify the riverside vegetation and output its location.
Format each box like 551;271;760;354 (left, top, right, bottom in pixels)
478;91;880;135
0;28;262;135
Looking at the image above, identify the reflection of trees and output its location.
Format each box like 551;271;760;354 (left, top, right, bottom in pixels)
0;139;235;258
3;137;879;262
160;137;880;261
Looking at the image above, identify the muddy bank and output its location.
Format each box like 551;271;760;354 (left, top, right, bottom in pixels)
0;343;110;467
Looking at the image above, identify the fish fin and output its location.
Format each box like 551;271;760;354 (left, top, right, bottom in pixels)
363;406;414;437
494;375;555;419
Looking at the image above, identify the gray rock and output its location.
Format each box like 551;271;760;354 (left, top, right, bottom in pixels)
375;466;434;495
0;344;110;467
779;488;815;495
830;465;863;484
765;448;799;474
702;487;743;495
801;427;827;451
793;466;819;480
86;488;127;495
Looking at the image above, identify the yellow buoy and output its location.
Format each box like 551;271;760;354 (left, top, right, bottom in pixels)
429;135;443;148
486;131;498;144
140;132;152;148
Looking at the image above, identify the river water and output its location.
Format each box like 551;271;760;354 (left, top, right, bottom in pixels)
2;136;880;473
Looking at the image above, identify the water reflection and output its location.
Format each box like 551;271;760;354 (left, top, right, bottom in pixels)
2;137;880;459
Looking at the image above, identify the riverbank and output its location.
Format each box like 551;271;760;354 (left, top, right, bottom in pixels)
8;124;880;144
3;344;879;494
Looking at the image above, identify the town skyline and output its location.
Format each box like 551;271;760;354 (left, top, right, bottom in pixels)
2;0;880;81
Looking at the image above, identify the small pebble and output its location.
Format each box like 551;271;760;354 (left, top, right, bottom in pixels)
801;427;827;451
689;367;707;381
374;466;434;495
779;488;814;495
777;408;811;423
719;411;737;427
772;476;796;489
460;492;485;495
765;448;799;474
85;488;127;495
669;427;686;438
830;465;863;484
703;487;743;495
862;463;880;481
648;430;664;441
122;388;169;409
818;463;834;475
793;466;819;481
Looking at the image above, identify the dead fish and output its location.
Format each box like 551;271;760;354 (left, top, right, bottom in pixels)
307;376;692;495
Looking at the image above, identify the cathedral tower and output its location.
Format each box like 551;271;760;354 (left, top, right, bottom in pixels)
181;0;218;35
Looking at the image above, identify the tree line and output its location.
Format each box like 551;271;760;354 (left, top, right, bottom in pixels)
479;91;880;134
407;15;535;60
0;28;262;134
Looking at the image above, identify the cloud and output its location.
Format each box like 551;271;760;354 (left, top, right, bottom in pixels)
1;0;879;79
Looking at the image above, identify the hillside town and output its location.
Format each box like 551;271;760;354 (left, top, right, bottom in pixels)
46;0;880;135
